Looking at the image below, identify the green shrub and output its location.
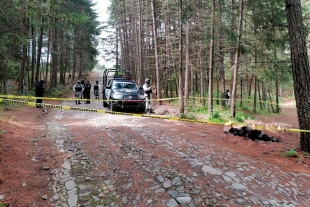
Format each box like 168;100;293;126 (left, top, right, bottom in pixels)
282;149;298;158
207;109;225;123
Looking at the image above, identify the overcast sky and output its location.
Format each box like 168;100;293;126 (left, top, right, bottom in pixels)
92;0;113;67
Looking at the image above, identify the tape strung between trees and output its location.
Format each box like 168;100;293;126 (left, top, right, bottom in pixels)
0;97;306;134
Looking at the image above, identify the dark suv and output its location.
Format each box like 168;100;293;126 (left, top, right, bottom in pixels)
102;69;146;112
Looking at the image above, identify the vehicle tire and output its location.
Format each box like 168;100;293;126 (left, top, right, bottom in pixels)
138;106;146;113
103;100;108;107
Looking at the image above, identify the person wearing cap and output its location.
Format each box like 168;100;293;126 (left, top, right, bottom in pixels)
94;80;100;100
73;80;83;104
35;80;45;108
143;78;155;114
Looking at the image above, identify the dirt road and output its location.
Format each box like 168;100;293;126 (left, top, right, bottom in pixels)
1;72;310;207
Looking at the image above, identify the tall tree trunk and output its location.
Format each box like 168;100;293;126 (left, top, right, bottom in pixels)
240;72;243;107
18;15;28;93
248;75;253;98
230;0;244;118
262;81;266;108
137;0;144;86
72;31;78;81
257;79;263;110
151;0;161;105
31;25;36;88
178;0;184;115
59;30;65;85
45;28;51;85
116;24;120;69
286;0;310;152
218;0;226;107
275;78;280;113
36;17;44;83
51;23;58;88
230;0;236;67
198;20;205;106
208;0;215;117
253;76;257;113
184;22;190;103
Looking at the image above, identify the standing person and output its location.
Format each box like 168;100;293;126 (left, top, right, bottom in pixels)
94;80;100;100
225;89;231;107
80;79;85;100
35;80;45;108
84;80;91;104
73;80;83;104
143;78;155;114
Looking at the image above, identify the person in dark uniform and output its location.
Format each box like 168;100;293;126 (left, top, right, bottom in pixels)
84;80;91;104
94;80;100;100
35;80;45;108
143;78;155;114
225;89;231;107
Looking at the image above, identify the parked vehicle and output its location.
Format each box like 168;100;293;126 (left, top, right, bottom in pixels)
102;69;146;112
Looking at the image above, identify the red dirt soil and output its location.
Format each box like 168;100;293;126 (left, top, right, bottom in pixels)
0;107;65;206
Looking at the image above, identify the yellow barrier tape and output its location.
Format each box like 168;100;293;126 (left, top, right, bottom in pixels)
0;94;284;106
0;94;179;102
1;97;306;133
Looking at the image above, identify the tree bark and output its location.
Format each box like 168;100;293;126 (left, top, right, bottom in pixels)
208;0;215;117
18;14;28;93
178;0;184;115
151;0;161;105
36;17;44;84
184;22;190;103
230;0;244;118
286;0;310;152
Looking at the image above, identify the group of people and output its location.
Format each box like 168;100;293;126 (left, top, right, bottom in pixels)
73;80;100;104
37;77;231;114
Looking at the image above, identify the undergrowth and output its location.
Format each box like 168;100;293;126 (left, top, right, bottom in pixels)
281;149;298;158
180;96;280;124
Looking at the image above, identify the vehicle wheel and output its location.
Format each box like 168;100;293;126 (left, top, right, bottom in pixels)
103;100;108;107
138;106;146;113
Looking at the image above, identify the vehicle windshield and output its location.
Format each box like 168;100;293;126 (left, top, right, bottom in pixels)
112;81;138;90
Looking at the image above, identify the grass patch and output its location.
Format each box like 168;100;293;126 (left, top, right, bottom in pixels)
281;149;298;158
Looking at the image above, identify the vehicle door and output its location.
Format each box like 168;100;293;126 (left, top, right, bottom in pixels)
105;80;112;100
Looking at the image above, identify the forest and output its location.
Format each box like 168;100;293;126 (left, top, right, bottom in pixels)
1;0;310;151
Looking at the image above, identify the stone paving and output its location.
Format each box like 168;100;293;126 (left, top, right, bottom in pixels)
42;94;310;207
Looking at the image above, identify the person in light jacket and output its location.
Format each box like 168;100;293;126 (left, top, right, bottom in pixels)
143;78;155;114
73;80;83;104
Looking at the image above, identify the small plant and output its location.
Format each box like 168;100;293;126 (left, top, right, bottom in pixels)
207;109;225;123
0;130;5;137
282;149;298;158
10;116;15;121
